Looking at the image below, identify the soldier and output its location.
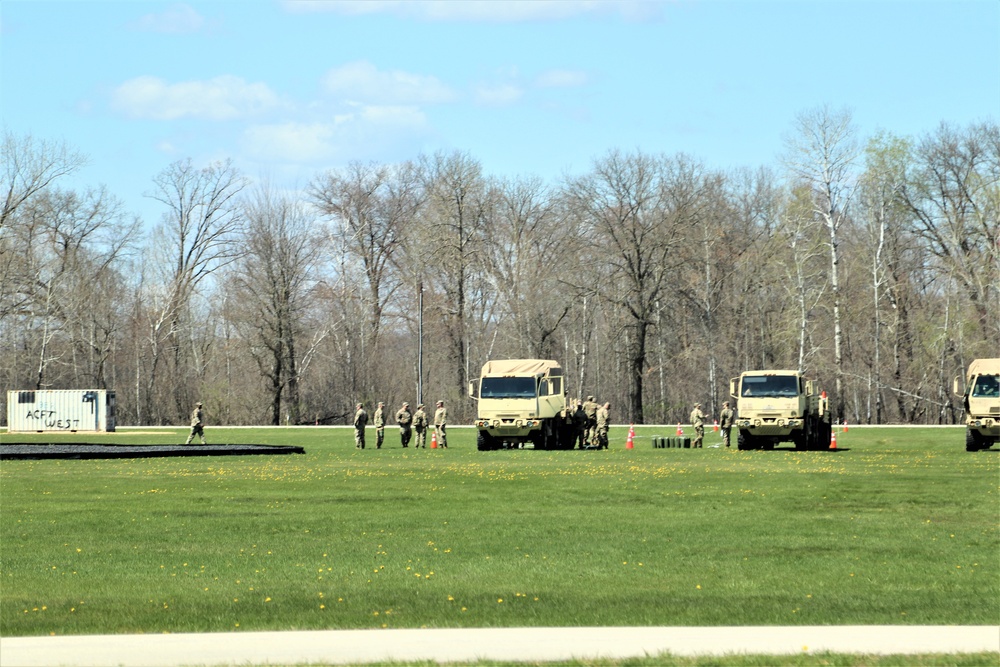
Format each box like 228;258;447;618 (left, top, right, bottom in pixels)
353;402;368;449
573;399;588;449
413;404;428;448
185;401;206;445
561;399;576;448
396;402;413;447
373;402;385;449
719;400;735;448
596;401;611;449
583;395;599;447
434;400;448;448
690;402;705;448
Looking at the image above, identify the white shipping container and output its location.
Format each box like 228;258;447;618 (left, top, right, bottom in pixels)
6;390;116;432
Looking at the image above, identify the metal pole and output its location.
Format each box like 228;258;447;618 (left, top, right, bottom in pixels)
418;280;424;405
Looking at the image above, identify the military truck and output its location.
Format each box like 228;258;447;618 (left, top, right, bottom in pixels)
468;359;572;450
730;370;832;450
954;358;1000;451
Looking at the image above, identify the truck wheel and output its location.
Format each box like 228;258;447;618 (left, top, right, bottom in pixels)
477;431;494;451
966;428;981;452
737;430;753;451
533;431;550;450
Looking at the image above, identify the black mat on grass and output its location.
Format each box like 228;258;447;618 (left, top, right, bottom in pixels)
0;443;305;460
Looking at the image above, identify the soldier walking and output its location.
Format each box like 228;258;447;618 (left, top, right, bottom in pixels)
396;402;413;447
373;402;385;449
353;402;368;449
185;401;207;445
690;402;705;448
434;400;448;448
719;401;735;448
583;395;599;447
596;402;611;449
413;404;428;448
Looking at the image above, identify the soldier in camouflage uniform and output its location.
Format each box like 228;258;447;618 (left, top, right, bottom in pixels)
396;402;413;448
373;402;385;448
596;402;611;449
413;404;428;448
433;400;448;448
690;402;705;448
353;402;368;449
574;399;588;449
719;401;735;448
185;402;206;445
583;395;599;447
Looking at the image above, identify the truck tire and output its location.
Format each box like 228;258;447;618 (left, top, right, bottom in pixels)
477;431;495;451
966;428;982;452
737;430;753;451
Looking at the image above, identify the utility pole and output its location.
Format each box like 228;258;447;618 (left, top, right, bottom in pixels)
418;280;424;405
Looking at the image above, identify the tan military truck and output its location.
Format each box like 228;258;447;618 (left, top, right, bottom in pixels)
730;370;832;450
468;359;572;450
954;358;1000;451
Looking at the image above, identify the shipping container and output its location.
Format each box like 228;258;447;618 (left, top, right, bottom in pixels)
6;390;116;432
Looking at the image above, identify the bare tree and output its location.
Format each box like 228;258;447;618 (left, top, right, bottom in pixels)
564;150;685;423
310;161;421;345
1;132;87;323
859;131;917;422
226;184;327;425
783;105;861;420
419;151;489;399
141;158;246;422
480;175;573;359
900;121;1000;346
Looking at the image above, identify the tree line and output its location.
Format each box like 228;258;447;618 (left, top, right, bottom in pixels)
1;107;997;427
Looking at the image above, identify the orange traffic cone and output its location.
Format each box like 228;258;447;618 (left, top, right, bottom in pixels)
676;423;683;436
713;419;719;432
842;420;848;433
431;432;438;449
626;424;635;449
830;431;837;450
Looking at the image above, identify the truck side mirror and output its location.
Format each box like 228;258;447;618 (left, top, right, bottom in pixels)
468;381;477;399
805;380;815;396
729;379;737;398
952;376;962;396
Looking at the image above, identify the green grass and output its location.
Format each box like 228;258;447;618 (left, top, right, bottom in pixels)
1;426;997;638
264;656;1000;667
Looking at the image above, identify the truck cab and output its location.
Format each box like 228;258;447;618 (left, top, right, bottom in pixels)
954;358;1000;451
468;359;570;450
730;370;831;450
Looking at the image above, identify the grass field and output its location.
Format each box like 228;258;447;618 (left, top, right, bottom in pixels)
1;425;997;641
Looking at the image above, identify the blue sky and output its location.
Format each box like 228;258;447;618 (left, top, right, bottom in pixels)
2;0;998;227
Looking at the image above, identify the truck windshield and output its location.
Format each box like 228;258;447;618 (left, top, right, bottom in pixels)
741;375;798;398
972;375;1000;397
481;377;537;399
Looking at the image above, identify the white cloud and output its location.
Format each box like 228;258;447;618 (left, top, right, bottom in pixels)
474;83;524;107
110;75;285;120
322;61;456;105
534;69;589;89
282;0;664;22
242;106;430;163
130;3;206;34
243;122;338;162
